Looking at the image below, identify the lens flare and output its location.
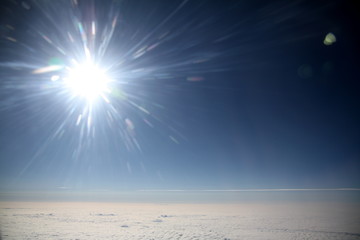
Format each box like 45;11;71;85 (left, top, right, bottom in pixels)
64;62;112;102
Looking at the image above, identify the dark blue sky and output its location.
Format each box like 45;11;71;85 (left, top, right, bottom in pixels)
0;0;359;193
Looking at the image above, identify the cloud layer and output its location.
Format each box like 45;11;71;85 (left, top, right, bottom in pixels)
1;201;359;239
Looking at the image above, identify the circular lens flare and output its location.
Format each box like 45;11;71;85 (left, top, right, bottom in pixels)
65;62;111;102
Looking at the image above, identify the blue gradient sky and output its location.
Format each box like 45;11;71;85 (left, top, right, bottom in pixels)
0;0;359;195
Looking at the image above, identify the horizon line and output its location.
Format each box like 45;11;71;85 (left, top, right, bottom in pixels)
1;188;360;193
138;188;360;192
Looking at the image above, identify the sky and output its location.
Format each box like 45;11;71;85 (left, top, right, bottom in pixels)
0;0;359;197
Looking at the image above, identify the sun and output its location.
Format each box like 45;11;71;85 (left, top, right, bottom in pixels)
64;61;111;102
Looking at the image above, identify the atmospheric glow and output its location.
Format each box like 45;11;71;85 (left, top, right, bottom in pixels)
64;62;111;102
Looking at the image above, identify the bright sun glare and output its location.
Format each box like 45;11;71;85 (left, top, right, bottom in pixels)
65;62;111;102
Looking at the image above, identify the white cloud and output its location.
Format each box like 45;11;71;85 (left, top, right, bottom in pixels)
0;201;359;239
